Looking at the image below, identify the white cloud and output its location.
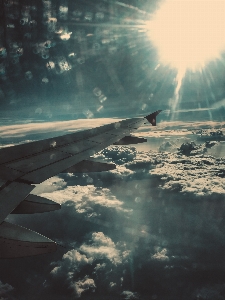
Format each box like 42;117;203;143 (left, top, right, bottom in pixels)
94;146;137;164
0;118;118;138
0;281;15;300
49;232;129;297
50;249;94;296
150;153;225;197
159;140;176;152
137;120;225;137
151;248;169;261
80;232;122;265
212;98;225;109
32;176;67;196
71;276;95;298
51;249;93;277
121;290;140;300
40;184;131;213
3;139;225;299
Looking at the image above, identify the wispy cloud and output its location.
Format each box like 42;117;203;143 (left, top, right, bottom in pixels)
0;118;119;138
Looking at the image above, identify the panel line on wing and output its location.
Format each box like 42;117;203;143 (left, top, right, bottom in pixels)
6;150;72;174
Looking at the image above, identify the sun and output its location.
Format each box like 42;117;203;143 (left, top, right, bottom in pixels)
146;0;225;73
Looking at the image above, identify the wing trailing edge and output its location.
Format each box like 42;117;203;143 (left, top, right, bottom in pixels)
113;136;147;145
11;194;61;214
0;222;56;258
62;159;116;173
0;182;34;224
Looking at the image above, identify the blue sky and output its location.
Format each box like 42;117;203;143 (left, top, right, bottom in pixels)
1;0;225;299
1;0;225;122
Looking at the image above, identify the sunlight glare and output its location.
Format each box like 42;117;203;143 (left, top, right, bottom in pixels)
147;0;225;72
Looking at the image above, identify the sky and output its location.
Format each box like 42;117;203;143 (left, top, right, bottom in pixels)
1;0;225;299
0;0;225;121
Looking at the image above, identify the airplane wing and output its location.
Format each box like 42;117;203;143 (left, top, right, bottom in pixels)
0;110;161;257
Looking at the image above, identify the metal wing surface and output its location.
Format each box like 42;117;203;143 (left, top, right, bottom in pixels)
0;110;161;257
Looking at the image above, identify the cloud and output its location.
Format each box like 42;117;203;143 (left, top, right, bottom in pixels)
49;232;129;297
94;146;137;165
72;276;96;298
0;118;118;138
40;184;130;213
159;140;176;152
151;248;169;262
211;98;225;109
32;176;67;196
121;290;140;299
194;285;225;300
137;120;225;135
80;232;123;265
50;249;94;297
51;250;93;278
150;152;225;197
95;146;225;200
34;145;225;256
0;281;15;300
3;142;225;300
0;281;14;295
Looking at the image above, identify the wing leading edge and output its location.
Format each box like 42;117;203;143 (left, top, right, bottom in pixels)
0;110;162;257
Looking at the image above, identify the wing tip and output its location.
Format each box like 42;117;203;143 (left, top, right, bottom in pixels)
145;110;162;126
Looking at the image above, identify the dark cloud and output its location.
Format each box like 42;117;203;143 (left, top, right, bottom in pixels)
0;281;14;300
121;290;140;300
194;285;225;300
46;232;130;298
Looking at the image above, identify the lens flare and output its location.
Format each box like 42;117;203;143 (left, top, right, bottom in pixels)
146;0;225;72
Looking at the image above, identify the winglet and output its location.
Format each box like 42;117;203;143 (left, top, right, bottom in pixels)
145;110;162;126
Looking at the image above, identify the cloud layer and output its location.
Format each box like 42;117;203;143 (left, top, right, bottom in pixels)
1;141;225;299
48;232;130;298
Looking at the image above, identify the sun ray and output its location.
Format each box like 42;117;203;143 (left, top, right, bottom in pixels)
145;0;225;113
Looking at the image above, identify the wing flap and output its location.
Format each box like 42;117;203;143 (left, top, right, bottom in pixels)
62;160;116;173
113;136;147;145
0;222;56;258
11;194;61;214
0;182;34;224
